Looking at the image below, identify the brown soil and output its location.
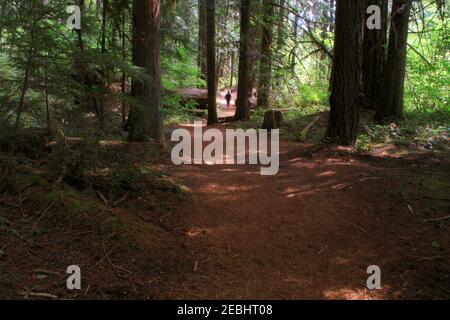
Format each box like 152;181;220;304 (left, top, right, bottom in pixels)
162;122;450;300
1;115;449;300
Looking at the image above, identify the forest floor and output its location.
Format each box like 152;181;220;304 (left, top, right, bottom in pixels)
1;95;449;300
161;120;450;300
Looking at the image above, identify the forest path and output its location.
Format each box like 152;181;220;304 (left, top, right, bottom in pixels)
217;88;237;119
166;123;449;300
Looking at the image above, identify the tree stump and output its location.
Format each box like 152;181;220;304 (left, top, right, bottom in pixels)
262;110;284;130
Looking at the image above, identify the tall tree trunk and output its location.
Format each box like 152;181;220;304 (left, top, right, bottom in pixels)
246;2;259;100
76;0;85;52
275;0;286;87
375;0;411;121
329;0;335;32
234;0;251;121
0;1;7;49
198;0;208;84
184;0;191;45
14;0;37;133
257;0;274;109
44;60;51;135
100;0;108;53
229;51;234;89
362;0;388;111
325;0;365;146
291;13;299;73
121;0;127;128
15;60;32;133
128;0;163;142
277;0;285;50
206;0;218;125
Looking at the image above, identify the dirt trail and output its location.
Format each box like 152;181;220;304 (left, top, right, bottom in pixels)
165;122;450;300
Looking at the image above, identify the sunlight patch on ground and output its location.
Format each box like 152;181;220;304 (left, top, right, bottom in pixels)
199;183;254;194
181;119;208;127
317;170;336;177
186;227;214;238
323;287;386;300
99;140;126;146
332;257;352;265
220;168;239;172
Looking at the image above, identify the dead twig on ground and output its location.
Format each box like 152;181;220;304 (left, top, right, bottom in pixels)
298;116;321;142
32;199;57;231
0;198;21;208
193;260;199;272
17;291;58;299
440;287;450;294
111;192;129;207
33;269;63;278
0;215;12;226
159;212;172;223
416;256;442;262
96;191;109;206
88;244;117;272
0;223;33;245
351;223;368;234
424;215;450;222
102;243;131;278
318;245;328;255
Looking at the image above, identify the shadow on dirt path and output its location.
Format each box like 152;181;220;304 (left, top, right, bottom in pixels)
165;122;450;300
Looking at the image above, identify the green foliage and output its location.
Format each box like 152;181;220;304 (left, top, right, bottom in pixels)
162;46;204;89
405;9;449;113
357;110;450;153
163;94;200;126
292;83;329;109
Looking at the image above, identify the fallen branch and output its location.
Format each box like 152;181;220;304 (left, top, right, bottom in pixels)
0;215;12;226
351;223;368;234
96;191;109;206
318;245;328;255
111;192;129;207
88;244;117;272
0;199;21;208
33;269;62;277
17;291;58;299
416;256;441;262
298;116;320;142
424;215;450;222
193;260;199;272
32;200;57;230
1;224;33;245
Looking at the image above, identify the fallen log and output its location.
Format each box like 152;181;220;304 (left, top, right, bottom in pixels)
165;88;208;109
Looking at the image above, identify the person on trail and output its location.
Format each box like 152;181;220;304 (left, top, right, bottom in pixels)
225;91;232;108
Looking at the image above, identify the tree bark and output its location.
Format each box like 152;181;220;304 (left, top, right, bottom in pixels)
100;0;108;53
76;0;85;52
257;0;274;109
183;0;191;45
14;0;37;133
44;61;51;135
0;1;7;49
229;51;234;89
329;0;335;32
362;0;388;111
277;0;285;50
325;0;365;146
234;0;251;121
121;0;127;128
291;13;299;73
128;0;163;142
375;0;411;121
198;0;208;83
206;0;218;125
